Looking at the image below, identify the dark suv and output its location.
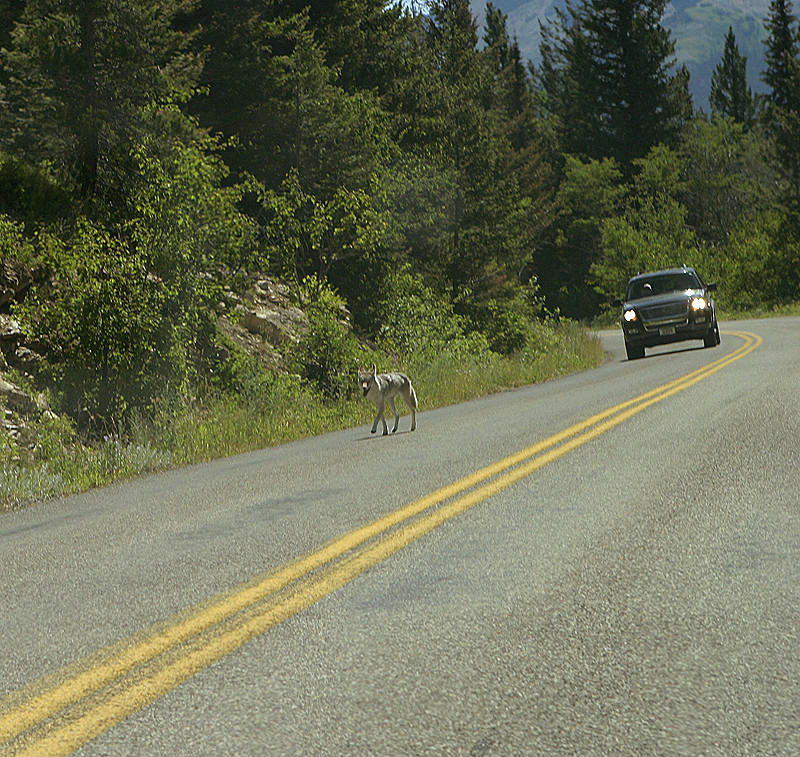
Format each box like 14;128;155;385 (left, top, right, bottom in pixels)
618;266;720;360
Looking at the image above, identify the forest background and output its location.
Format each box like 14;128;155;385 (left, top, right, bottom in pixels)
0;0;799;508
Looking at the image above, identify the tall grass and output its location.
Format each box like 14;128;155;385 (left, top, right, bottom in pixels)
0;322;603;512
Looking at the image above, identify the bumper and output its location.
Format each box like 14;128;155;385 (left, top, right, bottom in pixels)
622;318;714;348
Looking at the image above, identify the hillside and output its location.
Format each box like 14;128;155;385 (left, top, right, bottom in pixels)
470;0;772;110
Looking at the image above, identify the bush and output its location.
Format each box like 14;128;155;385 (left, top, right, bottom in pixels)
360;264;487;362
719;211;800;311
293;277;368;400
17;220;190;429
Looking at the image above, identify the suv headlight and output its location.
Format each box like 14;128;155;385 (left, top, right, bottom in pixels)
690;297;708;311
623;309;638;322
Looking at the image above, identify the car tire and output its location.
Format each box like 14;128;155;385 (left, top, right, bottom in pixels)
703;320;720;348
625;342;645;360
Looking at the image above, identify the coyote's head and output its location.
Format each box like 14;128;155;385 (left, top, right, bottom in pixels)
358;365;377;397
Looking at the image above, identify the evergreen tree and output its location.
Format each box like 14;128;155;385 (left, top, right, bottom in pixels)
773;56;800;213
481;14;556;260
423;0;534;302
762;0;800;213
710;27;756;130
482;2;512;74
680;115;776;247
538;0;692;173
531;156;626;319
0;0;25;54
762;0;800;117
273;0;409;96
0;0;201;201
191;5;389;199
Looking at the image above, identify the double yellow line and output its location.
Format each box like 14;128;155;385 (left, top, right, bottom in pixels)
0;331;761;756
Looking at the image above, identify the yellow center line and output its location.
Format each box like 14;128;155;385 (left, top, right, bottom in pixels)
0;330;761;756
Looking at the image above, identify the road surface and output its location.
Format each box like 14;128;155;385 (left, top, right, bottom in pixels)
1;318;798;756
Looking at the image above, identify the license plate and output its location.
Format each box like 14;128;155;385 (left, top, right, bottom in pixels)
659;325;676;336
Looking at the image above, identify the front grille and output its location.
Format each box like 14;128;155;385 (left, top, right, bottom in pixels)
640;302;687;322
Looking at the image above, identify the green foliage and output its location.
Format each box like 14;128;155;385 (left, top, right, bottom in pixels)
476;295;532;355
533;156;625;319
0;214;36;263
762;0;800;117
591;146;707;303
292;277;368;401
718;212;785;310
538;0;692;171
0;0;201;199
679;115;776;247
262;169;389;283
11;126;260;430
127;120;259;278
0;153;74;228
360;264;490;363
593;197;704;301
20;220;182;425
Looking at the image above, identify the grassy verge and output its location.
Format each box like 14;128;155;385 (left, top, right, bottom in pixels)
0;321;603;512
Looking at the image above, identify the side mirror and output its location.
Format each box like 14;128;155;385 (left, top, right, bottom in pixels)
612;298;623;307
706;282;717;291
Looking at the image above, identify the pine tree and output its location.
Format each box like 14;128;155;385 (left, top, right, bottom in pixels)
773;56;800;212
190;4;391;199
762;0;800;116
0;0;201;200
0;0;25;53
483;2;512;74
538;0;692;173
273;0;409;96
710;27;757;130
761;0;800;209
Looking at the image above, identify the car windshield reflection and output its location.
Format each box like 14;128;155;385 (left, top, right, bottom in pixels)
627;273;700;300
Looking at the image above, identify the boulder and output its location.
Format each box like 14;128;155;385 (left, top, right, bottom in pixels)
0;314;23;344
0;260;35;309
236;302;308;345
0;376;36;414
236;276;309;345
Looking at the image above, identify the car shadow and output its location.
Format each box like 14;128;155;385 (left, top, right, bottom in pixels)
624;342;709;362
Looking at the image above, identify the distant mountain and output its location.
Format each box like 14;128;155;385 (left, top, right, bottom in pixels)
470;0;772;110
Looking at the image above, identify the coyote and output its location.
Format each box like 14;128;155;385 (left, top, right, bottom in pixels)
358;365;417;435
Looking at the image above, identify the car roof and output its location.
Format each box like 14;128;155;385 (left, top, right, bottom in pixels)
627;266;698;283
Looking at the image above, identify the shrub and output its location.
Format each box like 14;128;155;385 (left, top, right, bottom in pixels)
361;264;485;362
293;277;368;400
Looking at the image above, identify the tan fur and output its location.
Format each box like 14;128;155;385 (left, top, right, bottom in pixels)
358;364;417;435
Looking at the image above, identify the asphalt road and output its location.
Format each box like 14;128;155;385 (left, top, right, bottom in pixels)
1;317;799;756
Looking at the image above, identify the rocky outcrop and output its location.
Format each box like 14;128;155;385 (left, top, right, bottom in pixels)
233;277;309;345
0;268;319;460
214;276;311;375
0;259;43;310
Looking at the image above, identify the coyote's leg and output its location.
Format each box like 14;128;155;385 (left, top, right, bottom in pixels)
371;399;387;435
388;397;400;433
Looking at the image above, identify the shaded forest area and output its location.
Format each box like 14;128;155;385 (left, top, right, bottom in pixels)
0;0;798;480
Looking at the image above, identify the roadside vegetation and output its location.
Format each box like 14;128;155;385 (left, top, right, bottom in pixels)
0;315;602;510
1;1;799;510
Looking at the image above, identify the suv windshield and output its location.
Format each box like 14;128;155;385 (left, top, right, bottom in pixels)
626;271;701;300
